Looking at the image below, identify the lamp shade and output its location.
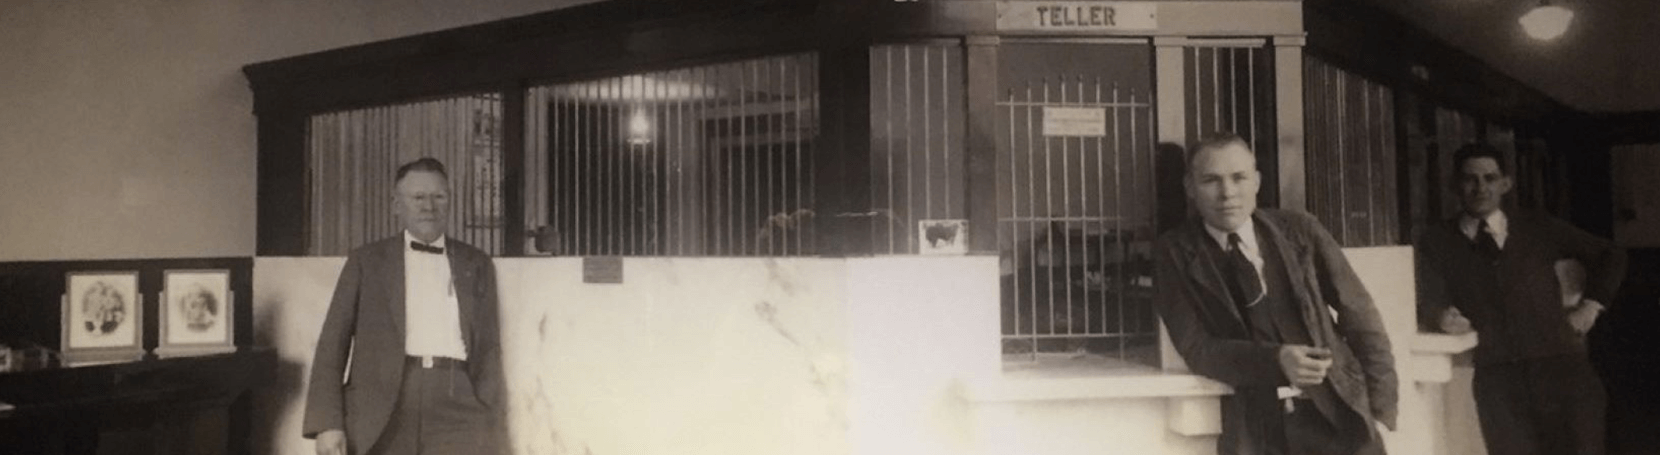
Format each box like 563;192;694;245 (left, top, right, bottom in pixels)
1519;4;1574;40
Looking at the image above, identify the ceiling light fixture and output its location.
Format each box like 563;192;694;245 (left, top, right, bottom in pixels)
1519;0;1574;41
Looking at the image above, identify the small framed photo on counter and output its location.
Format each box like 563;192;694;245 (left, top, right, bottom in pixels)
62;271;145;365
156;269;235;358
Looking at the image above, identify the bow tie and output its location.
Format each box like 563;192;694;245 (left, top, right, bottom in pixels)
410;241;445;254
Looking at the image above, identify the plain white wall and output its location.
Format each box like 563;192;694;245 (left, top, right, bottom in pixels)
0;0;597;261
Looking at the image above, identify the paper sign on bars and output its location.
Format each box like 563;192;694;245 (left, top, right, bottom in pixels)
1042;107;1107;137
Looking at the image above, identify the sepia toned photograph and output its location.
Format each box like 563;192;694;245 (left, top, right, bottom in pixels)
3;1;1660;454
161;269;232;348
62;271;141;351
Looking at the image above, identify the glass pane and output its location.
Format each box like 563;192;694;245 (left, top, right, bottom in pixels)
306;95;504;256
524;54;819;257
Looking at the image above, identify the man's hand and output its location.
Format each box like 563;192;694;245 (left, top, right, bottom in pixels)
1568;299;1604;335
1438;307;1474;334
316;429;347;455
1278;345;1334;387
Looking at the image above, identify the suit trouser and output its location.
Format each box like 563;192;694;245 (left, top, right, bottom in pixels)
1256;397;1383;455
1475;353;1607;455
365;359;502;455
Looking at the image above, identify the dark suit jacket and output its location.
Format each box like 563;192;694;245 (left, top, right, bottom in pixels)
1415;210;1625;365
1154;210;1398;453
301;236;505;453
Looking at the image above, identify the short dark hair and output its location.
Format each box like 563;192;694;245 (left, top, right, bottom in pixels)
1186;132;1252;170
1451;143;1508;175
395;157;449;183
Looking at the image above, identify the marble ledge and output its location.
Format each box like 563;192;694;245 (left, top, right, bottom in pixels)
961;355;1231;403
1408;332;1478;383
1410;331;1479;355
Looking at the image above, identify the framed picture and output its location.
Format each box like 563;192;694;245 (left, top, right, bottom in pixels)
157;269;235;358
918;219;969;255
62;271;145;364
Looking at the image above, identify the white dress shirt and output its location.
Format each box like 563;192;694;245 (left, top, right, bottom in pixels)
1459;209;1510;249
403;231;468;360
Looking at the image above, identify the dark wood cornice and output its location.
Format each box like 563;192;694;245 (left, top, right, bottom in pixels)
241;0;847;115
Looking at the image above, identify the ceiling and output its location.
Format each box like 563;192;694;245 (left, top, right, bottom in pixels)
1355;0;1660;113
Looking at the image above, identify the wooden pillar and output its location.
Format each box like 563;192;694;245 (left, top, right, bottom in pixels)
964;36;999;254
1273;35;1307;212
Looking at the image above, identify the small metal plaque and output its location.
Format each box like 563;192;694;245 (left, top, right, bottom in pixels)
583;256;623;284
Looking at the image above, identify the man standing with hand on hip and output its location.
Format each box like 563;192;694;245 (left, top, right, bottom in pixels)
1154;133;1398;455
1416;143;1625;455
303;157;507;455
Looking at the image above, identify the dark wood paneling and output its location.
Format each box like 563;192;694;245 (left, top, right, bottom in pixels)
255;111;307;256
814;45;875;257
501;88;527;256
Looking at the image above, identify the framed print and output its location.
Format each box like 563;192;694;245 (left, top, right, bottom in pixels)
157;269;236;358
62;271;145;365
919;219;969;255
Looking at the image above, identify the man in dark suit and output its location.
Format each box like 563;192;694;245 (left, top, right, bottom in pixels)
1416;143;1625;455
1155;133;1398;455
303;158;506;455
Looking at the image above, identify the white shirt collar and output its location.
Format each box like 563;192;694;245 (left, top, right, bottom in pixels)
403;231;448;250
1459;209;1508;240
1203;218;1259;254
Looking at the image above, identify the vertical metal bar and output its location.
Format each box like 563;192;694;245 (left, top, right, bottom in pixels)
884;46;896;254
655;72;666;254
1042;77;1056;338
942;46;952;218
681;68;692;256
924;46;933;221
745;61;758;256
639;75;650;255
306;116;318;254
1060;75;1073;336
611;77;622;255
1114;84;1127;356
718;65;730;255
1195;47;1208;138
580;81;592;255
1336;69;1348;245
903;45;914;253
794;55;805;255
1247;49;1257;151
1025;80;1037;344
1229;48;1240;133
738;62;750;256
1087;77;1103;340
1006;86;1021;345
1215;48;1228;136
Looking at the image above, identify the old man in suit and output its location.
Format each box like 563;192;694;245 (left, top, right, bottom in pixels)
1154;133;1398;455
303;157;506;455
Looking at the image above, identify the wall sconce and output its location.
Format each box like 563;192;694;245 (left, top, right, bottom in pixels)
1519;0;1573;41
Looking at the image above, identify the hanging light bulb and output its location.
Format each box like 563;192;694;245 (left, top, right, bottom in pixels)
1519;0;1574;41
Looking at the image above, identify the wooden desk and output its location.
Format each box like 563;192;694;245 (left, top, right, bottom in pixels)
0;349;275;455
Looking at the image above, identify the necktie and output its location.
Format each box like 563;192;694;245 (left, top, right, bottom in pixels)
1473;220;1500;260
1225;233;1265;309
410;241;445;254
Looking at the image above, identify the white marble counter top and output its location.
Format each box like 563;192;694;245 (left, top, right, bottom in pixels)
1411;331;1479;354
